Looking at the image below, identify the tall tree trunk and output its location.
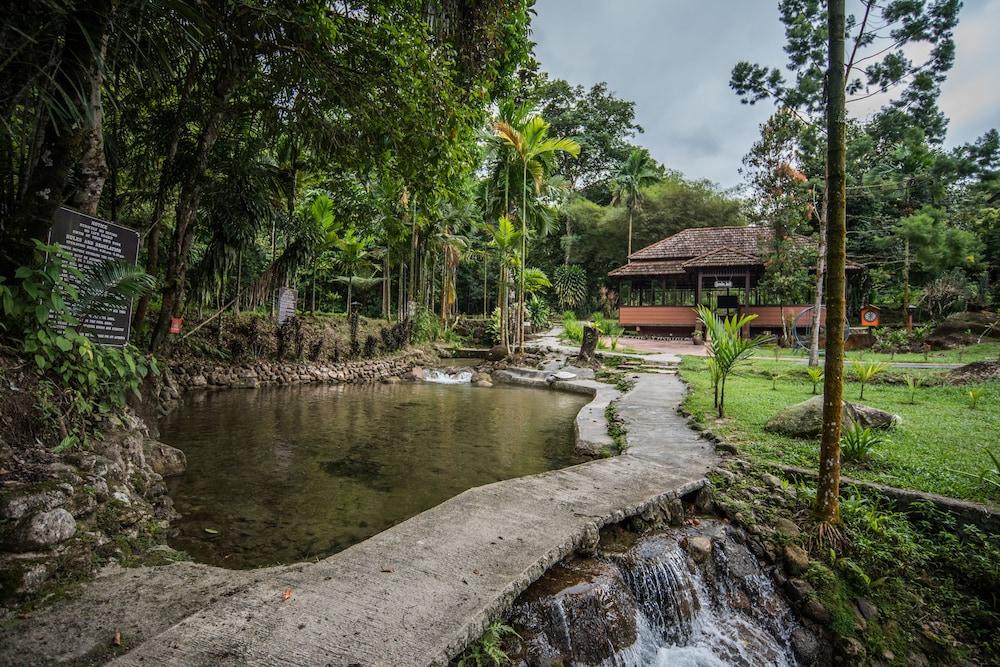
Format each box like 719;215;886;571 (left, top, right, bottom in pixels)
70;29;110;215
483;255;488;317
5;0;112;275
518;162;527;354
440;253;448;327
383;255;390;319
902;237;911;330
133;57;199;332
809;182;828;366
627;207;633;257
235;248;242;315
150;60;240;353
815;0;847;526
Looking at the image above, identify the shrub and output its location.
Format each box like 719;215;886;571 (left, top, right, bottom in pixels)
851;360;889;400
487;307;502;344
526;295;551;330
277;316;304;360
697;305;771;417
348;310;361;357
552;264;587;311
561;310;584;344
363;334;378;358
0;242;157;448
806;366;824;394
968;388;984;410
308;338;324;361
841;423;885;463
904;374;921;404
410;306;439;343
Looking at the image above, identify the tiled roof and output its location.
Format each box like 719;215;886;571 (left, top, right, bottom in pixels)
682;246;758;268
629;225;778;261
607;260;687;277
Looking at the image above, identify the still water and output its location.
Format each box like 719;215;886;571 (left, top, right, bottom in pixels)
160;382;587;568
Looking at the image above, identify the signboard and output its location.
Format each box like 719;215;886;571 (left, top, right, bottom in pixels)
47;206;140;347
277;287;297;325
713;280;733;288
717;294;739;309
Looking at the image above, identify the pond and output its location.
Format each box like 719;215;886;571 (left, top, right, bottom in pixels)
160;382;588;568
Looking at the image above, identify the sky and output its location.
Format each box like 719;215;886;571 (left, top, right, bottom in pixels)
532;0;1000;190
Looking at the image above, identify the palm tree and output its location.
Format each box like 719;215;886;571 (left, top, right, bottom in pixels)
494;115;579;354
612;149;661;257
483;215;521;356
334;228;376;317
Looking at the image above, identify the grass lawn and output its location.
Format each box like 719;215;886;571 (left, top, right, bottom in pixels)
679;356;1000;505
764;340;1000;364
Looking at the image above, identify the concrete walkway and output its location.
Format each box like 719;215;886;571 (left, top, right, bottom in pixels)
2;375;716;667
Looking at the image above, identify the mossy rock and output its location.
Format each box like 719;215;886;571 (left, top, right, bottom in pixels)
764;395;900;438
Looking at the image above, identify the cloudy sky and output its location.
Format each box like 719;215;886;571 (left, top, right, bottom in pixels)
533;0;1000;190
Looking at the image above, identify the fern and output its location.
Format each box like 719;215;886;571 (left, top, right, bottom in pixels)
455;621;519;667
70;259;156;320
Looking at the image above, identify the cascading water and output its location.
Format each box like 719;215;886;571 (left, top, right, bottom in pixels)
507;521;809;667
421;368;473;384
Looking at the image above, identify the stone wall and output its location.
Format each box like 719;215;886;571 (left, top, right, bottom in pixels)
156;349;431;416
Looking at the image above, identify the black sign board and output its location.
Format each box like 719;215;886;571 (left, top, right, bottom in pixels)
717;294;739;309
47;207;141;347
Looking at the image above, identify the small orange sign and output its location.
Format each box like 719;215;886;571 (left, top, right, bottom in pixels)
169;317;183;334
859;305;880;327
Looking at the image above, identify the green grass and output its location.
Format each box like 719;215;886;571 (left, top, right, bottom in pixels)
680;356;1000;505
764;340;1000;364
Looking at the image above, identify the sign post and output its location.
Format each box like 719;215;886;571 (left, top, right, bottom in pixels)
277;287;297;325
47;207;141;347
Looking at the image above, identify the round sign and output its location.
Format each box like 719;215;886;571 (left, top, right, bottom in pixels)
863;310;878;323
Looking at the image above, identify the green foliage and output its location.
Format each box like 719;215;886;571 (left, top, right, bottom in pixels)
456;621;518;667
851;360;889;400
806;366;824;394
526;295;551;330
410;306;440;344
0;243;157;446
697;304;772;417
605;401;628;453
552;264;587;311
840;424;885;464
904;374;921;404
487;307;502;345
560;310;584;344
967;388;984;410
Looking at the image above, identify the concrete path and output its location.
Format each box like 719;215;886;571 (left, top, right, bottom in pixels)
2;375;716;667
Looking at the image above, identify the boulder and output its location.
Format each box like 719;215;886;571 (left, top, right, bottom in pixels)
14;509;76;550
485;345;507;362
684;535;713;562
783;544;810;574
765;395;900;438
143;440;187;477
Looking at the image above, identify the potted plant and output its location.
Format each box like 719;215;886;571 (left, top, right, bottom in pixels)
692;329;704;345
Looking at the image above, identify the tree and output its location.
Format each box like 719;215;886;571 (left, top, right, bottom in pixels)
612;149;662;256
816;0;848;536
525;74;644;196
335;229;376;318
493;115;579;354
483;215;521;355
697;305;771;418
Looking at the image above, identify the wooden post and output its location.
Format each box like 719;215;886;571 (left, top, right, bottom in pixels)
694;271;703;335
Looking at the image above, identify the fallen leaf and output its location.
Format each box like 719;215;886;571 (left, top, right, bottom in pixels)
113;629;121;646
281;589;293;601
203;528;219;535
380;567;394;573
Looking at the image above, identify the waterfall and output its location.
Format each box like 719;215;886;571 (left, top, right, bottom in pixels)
508;523;806;667
421;368;473;384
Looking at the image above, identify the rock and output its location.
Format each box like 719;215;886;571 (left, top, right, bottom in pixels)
762;473;782;488
485;345;507;362
774;517;801;538
839;636;866;660
474;380;493;388
803;597;831;623
764;394;900;438
143;440;187;477
1;489;67;520
14;509;76;550
190;374;208;387
785;577;814;601
408;366;425;381
783;544;810;574
709;466;737;483
790;627;820;664
906;650;930;667
684;536;713;562
381;376;401;384
855;596;879;620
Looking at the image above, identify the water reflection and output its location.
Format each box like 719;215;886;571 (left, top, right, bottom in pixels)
161;382;587;568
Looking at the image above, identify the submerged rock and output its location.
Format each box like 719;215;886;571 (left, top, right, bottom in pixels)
765;395;900;438
143;440;186;477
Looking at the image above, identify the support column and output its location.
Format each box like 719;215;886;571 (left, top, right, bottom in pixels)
694;271;703;336
743;271;751;338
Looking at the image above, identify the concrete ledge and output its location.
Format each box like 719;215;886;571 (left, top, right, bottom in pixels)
492;368;622;457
